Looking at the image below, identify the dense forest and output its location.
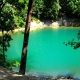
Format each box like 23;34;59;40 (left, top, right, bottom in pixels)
0;0;80;75
0;0;80;29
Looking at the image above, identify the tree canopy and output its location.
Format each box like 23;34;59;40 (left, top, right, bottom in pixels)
0;0;80;30
60;0;80;17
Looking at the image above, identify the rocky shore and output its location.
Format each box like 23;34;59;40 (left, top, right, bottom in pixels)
2;19;80;34
11;20;59;33
0;66;75;80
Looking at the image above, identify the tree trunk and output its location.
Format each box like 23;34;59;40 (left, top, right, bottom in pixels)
19;0;34;75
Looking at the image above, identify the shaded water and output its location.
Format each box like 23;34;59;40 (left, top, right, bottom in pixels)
6;27;80;78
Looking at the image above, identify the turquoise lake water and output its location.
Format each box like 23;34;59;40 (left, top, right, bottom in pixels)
6;27;80;78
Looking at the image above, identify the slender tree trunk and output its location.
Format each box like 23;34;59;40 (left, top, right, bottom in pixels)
19;0;34;75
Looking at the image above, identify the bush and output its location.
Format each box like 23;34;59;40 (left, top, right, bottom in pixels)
32;17;40;23
0;54;20;70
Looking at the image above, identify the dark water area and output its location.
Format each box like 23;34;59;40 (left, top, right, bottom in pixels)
5;27;80;79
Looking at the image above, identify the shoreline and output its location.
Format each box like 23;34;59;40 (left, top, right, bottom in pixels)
11;26;80;34
0;66;74;80
11;21;59;33
7;20;60;33
0;20;80;35
10;19;80;33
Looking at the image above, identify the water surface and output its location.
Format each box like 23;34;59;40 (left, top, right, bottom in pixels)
6;27;80;78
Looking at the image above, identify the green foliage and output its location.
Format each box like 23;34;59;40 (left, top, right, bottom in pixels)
0;54;20;70
0;0;28;29
0;34;12;51
33;0;44;18
0;3;14;31
11;60;20;67
0;33;12;63
1;0;80;26
14;15;26;28
67;1;80;14
0;0;80;24
0;0;25;71
60;0;80;17
6;60;20;70
32;17;40;23
33;0;61;19
0;54;6;66
12;0;28;28
64;31;80;49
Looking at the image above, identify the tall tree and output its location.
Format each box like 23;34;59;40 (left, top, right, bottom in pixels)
19;0;34;75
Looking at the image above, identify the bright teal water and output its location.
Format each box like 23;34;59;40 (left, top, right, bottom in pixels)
6;27;80;78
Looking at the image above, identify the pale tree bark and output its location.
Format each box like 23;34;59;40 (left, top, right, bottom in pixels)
19;0;34;75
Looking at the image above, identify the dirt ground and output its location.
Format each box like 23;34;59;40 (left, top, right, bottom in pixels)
0;66;55;80
0;66;74;80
